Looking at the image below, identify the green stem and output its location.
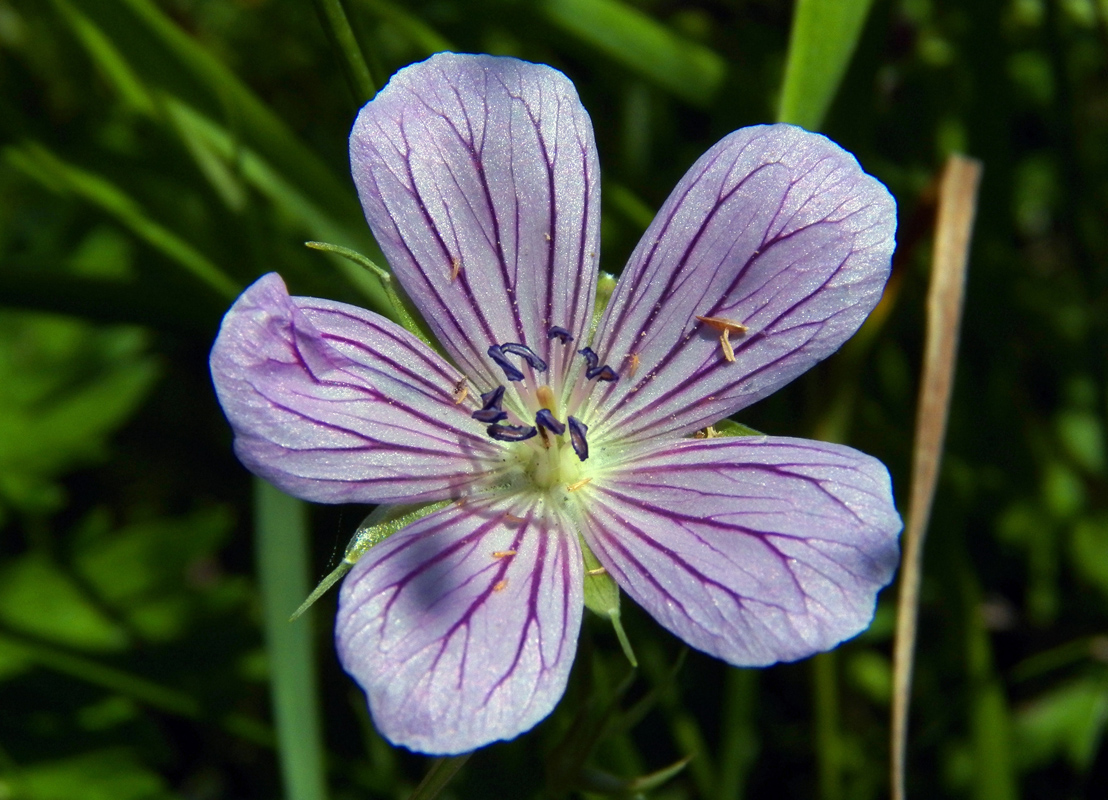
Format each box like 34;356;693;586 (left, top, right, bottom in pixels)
255;479;328;800
312;0;377;103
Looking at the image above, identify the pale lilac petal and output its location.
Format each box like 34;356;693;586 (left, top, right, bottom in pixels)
350;53;600;389
336;496;583;754
210;273;501;504
584;125;896;444
582;436;901;666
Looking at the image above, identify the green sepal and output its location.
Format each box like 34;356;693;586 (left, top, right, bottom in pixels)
289;499;451;621
304;240;434;347
581;537;637;668
711;419;764;437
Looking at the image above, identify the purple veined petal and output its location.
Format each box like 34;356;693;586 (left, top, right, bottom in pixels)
584;124;896;444
350;53;601;389
210;273;503;505
336;494;584;754
582;436;901;666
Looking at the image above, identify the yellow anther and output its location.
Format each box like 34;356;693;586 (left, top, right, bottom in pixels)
493;579;508;592
505;513;525;523
696;315;746;364
627;352;641;377
566;478;592;492
492;550;517;559
694;425;720;439
450;256;462;281
586;566;607;576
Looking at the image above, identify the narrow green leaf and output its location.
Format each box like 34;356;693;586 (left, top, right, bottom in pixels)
5;143;240;299
354;0;454;56
777;0;876;130
577;755;692;795
541;0;725;107
312;0;377;103
254;480;328;800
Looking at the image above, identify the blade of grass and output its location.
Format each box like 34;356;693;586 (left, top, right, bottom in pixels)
4;143;240;300
541;0;725;107
812;651;842;800
0;631;272;746
353;0;454;57
255;480;328;800
312;0;377;103
777;0;876;130
891;155;982;800
407;754;472;800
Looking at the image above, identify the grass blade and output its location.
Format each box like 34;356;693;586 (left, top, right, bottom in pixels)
891;155;983;800
312;0;377;103
5;142;240;300
777;0;876;130
255;480;328;800
541;0;725;107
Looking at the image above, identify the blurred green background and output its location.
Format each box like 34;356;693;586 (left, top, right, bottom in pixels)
2;0;1108;798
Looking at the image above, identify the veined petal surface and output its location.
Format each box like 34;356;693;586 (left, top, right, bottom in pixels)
351;53;601;388
336;496;583;754
585;124;896;444
210;273;500;505
583;436;901;666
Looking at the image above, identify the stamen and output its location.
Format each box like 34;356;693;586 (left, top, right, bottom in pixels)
587;566;607;576
627;353;641;377
696;315;746;364
536;385;556;409
492;550;517;558
472;385;508;423
587;364;619;382
487;345;524;382
487;423;538;442
548;326;574;343
453;378;468;404
493;579;508;592
578;347;619;382
450;256;462;281
499;342;548;372
535;408;566;436
566;477;592;492
568;416;589;461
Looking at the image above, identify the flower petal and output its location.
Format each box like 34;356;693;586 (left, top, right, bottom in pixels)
336;495;583;754
350;53;601;389
210;273;501;504
585;124;896;443
582;436;901;666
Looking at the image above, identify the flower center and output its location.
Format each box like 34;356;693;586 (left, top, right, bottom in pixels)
471;327;620;468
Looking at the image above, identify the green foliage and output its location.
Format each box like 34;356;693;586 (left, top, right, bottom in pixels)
3;0;1108;797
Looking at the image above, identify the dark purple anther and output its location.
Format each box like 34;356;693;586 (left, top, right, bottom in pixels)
567;416;589;461
548;326;574;344
487;423;538;442
487;345;524;382
577;347;619;382
472;385;508;423
587;365;619;382
499;343;548;372
535;408;566;436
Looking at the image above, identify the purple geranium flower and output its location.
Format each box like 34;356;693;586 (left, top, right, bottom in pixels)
210;53;901;755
